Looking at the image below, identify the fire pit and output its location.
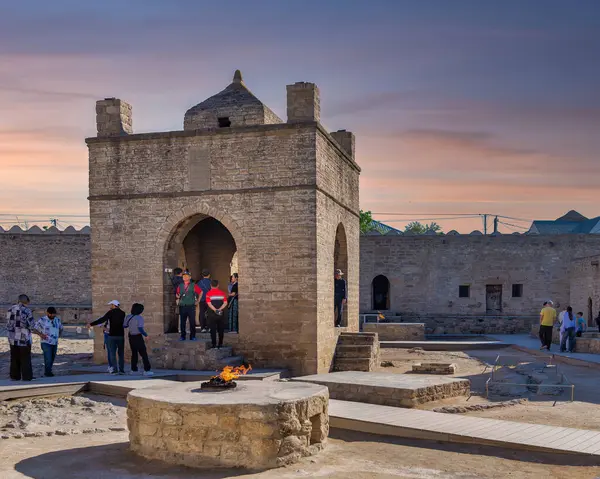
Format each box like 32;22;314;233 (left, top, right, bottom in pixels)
200;365;251;390
127;379;329;470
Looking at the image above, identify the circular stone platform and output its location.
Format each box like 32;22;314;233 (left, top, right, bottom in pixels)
127;381;329;470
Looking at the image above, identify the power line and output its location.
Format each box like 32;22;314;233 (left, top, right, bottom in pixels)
379;216;481;223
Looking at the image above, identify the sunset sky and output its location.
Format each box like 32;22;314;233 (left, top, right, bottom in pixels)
1;0;599;232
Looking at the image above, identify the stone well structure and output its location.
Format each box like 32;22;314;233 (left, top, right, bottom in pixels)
127;381;329;470
87;70;360;376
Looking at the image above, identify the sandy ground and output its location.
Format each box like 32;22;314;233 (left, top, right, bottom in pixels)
0;332;94;378
1;429;599;479
380;347;600;431
1;394;126;437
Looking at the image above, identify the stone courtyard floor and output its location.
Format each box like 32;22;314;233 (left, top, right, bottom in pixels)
1;427;599;478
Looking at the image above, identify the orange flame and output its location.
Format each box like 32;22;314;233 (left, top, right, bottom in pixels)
216;365;252;382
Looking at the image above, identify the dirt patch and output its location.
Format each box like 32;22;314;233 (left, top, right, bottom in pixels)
0;394;126;438
381;347;600;431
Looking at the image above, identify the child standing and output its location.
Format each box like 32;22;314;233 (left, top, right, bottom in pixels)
124;303;153;376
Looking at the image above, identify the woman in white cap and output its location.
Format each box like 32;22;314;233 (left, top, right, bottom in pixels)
89;300;126;374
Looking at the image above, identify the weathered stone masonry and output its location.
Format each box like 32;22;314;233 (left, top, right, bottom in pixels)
361;234;600;333
86;72;360;376
0;226;91;323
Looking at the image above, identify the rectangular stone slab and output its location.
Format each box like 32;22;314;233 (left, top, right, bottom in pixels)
291;371;470;408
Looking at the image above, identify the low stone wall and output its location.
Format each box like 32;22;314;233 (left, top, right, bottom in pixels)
127;381;329;469
362;322;425;341
398;313;539;335
0;305;92;325
293;372;470;408
412;363;457;375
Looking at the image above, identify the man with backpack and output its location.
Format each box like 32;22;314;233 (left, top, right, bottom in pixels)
176;270;202;341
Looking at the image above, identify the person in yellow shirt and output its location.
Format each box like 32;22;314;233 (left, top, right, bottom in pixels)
539;300;557;351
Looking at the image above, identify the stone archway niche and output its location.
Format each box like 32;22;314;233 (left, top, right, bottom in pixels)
164;214;237;334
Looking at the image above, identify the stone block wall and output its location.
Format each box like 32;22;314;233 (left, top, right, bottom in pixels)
361;234;600;333
0;228;91;309
362;322;425;341
570;254;600;325
315;129;360;371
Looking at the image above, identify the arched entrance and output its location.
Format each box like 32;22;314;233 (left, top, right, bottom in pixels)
164;214;237;334
334;223;348;327
372;275;390;310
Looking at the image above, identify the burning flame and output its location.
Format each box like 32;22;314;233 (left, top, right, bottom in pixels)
216;365;252;382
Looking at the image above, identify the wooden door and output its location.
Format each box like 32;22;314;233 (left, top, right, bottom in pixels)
486;285;503;314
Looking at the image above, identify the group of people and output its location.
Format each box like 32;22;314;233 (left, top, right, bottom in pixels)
6;295;64;381
538;300;590;353
170;268;239;349
89;300;153;376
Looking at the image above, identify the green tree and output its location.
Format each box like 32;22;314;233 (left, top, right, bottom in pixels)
404;221;442;234
360;210;375;234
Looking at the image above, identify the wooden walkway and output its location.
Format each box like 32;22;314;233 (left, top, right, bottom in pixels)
329;399;600;456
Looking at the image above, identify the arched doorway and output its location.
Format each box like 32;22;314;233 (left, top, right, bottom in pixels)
164;214;237;334
334;223;348;327
372;275;390;310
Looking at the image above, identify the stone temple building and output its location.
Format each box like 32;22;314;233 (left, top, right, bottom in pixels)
86;71;360;376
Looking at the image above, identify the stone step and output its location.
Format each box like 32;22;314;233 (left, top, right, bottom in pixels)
335;345;374;358
204;346;234;360
217;355;246;368
333;357;373;372
338;334;377;346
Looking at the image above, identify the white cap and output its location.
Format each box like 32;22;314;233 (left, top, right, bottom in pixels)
107;300;120;307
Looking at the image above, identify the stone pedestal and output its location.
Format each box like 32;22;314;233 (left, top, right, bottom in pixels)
127;381;329;470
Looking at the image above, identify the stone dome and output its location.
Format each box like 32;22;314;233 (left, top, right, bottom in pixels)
183;70;281;130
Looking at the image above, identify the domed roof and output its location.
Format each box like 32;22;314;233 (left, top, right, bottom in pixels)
183;70;281;130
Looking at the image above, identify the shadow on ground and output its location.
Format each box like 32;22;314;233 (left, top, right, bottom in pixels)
14;442;249;479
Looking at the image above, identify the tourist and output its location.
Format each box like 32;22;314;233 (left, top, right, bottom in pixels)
576;312;587;337
6;294;42;381
539;300;556;351
206;279;228;349
228;273;239;332
124;303;153;376
176;270;202;341
171;267;184;292
34;307;64;377
595;311;600;333
89;300;126;374
560;306;576;353
558;305;567;347
198;269;212;333
103;320;112;373
334;269;347;328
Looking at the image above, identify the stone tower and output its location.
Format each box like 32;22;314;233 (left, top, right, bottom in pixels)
86;71;360;375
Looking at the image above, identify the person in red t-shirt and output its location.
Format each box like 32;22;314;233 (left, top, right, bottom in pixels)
176;271;202;341
205;279;228;348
